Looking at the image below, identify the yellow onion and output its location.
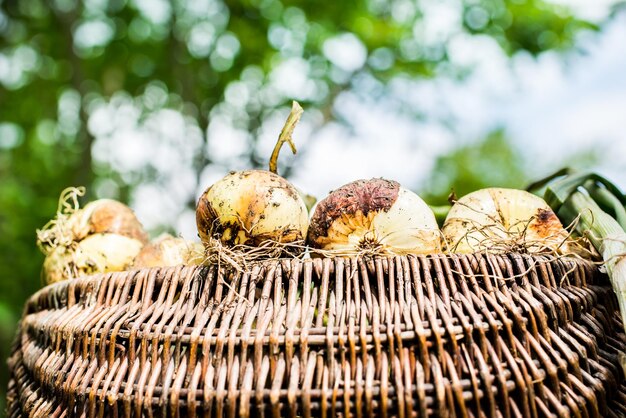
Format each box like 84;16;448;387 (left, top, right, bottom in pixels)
442;187;571;254
41;246;75;284
133;234;204;268
42;233;144;284
196;170;309;247
307;178;441;256
70;199;148;243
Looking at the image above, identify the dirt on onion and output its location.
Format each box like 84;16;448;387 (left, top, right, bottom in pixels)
307;178;442;256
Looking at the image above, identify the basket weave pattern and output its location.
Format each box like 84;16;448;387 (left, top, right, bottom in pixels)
6;253;626;417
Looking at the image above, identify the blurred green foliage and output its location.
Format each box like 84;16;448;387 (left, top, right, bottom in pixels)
422;130;602;206
423;130;527;205
0;0;608;412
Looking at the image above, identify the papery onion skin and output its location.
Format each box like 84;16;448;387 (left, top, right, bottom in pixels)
307;178;441;256
196;170;309;247
70;199;148;244
41;233;144;284
442;188;570;254
133;234;204;268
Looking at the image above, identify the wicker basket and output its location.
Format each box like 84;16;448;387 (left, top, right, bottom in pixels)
6;253;626;417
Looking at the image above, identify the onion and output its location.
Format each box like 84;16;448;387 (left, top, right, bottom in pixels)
307;178;441;256
196;102;312;256
70;199;148;243
38;189;148;285
42;233;144;284
133;234;204;268
37;189;148;254
442;187;571;254
196;170;309;247
42;247;75;284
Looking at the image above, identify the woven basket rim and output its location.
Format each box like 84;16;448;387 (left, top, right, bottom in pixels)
10;251;624;418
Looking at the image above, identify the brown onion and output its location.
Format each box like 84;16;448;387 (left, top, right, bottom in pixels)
307;178;441;256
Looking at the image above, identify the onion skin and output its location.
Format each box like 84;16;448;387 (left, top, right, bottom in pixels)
133;234;204;268
308;179;398;243
42;233;144;284
307;178;441;256
442;188;570;254
70;199;148;244
196;170;309;247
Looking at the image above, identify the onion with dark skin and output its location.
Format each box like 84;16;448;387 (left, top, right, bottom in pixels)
308;178;441;256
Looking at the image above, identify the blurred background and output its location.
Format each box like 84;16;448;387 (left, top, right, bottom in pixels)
1;0;626;411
